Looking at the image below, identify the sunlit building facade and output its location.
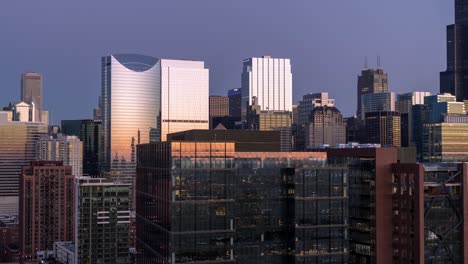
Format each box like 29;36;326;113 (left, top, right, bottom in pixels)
159;59;209;141
101;55;209;178
36;134;83;177
0;113;47;216
101;54;160;176
241;56;292;120
423;122;468;162
137;131;349;264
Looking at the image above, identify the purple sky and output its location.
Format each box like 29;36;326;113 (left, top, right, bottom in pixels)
0;1;453;124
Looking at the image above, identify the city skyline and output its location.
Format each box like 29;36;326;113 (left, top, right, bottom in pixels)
0;1;452;123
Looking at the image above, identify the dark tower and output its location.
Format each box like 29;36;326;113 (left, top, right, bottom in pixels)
441;0;468;101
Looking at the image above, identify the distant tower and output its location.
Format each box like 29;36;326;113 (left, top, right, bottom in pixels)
21;72;42;122
440;0;468;101
356;65;388;119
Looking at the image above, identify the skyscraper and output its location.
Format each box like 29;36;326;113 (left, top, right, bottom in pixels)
209;95;229;128
296;92;335;150
0;113;47;216
136;131;349;264
397;92;431;147
440;0;468;101
36;134;83;177
360;92;396;119
61;119;101;176
19;161;75;262
241;56;292;120
228;88;241;118
305;106;346;148
75;177;131;264
101;54;159;176
21;72;42;122
356;67;388;118
364;111;401;147
101;54;209;177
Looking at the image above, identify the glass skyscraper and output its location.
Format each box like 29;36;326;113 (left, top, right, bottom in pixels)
101;54;160;176
0;114;47;216
136;132;349;264
356;68;388;118
440;0;468;101
101;54;209;178
241;56;292;121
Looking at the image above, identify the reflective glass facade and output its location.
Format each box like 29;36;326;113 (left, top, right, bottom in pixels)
241;56;292;120
423;123;468;162
0;119;47;215
160;59;209;141
356;68;388;118
101;54;160;174
137;142;349;264
101;55;209;176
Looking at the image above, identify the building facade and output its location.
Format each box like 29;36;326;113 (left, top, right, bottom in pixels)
0;114;47;216
423;122;468;162
209;95;229;128
440;0;468;101
357;68;388;118
36;134;83;177
364;111;401;147
19;161;75;261
397;92;432;147
361;92;396;120
305;106;346;148
136;133;349;264
326;148;399;264
101;54;209;178
241;56;292;120
228;88;241;118
75;177;131;264
21;72;42;122
296;93;335;150
61;119;102;176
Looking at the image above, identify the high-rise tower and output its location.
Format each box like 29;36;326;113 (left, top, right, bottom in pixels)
101;54;209;177
441;0;468;101
241;56;292;121
356;67;388;118
21;72;42;122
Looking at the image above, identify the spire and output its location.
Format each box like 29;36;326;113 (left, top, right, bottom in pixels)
377;55;381;69
364;56;368;70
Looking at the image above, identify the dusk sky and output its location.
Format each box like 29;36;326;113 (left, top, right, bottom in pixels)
0;1;453;124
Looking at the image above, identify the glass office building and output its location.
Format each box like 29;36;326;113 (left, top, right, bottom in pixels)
101;55;209;177
241;56;292;120
101;54;160;175
0;114;47;216
137;132;349;264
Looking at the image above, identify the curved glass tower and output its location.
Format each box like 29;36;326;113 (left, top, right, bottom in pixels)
101;54;209;177
101;54;160;175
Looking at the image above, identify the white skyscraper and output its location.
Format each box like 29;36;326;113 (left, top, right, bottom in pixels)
241;56;292;120
159;59;209;141
36;134;83;177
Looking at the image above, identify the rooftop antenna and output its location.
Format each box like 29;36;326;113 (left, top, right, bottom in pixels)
364;56;368;69
377;55;381;69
